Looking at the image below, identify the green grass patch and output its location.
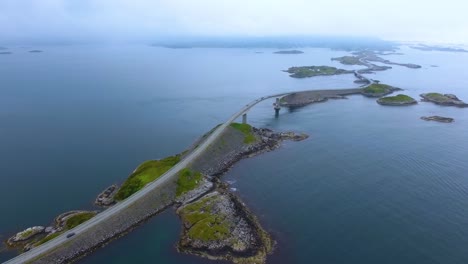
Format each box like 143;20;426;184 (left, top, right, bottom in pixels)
230;123;257;144
363;83;393;94
179;195;231;242
379;94;415;103
34;232;63;246
425;93;451;102
65;212;97;229
176;168;203;197
115;155;181;201
188;215;230;241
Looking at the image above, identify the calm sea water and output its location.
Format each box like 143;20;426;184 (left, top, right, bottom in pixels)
0;45;467;263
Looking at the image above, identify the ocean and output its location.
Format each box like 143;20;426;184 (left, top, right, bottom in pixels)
0;45;467;263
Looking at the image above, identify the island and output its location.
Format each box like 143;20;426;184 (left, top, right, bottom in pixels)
377;94;417;106
362;83;402;97
421;116;454;123
286;50;421;80
0;51;12;55
284;66;352;78
410;44;468;53
331;55;366;65
273;50;304;54
277;83;402;108
29;50;43;53
420;93;468;107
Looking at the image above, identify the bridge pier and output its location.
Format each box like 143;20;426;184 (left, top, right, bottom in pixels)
242;113;247;124
274;98;281;117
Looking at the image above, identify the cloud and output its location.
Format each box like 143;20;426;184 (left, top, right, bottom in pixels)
1;0;467;43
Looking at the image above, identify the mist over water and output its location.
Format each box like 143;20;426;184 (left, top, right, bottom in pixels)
1;45;468;263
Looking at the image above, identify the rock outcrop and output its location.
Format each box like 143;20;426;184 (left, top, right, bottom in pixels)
421;116;454;123
177;191;273;264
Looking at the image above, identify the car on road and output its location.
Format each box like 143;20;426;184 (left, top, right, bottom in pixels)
66;232;75;238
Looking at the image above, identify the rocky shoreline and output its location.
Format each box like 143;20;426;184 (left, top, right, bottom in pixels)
174;127;307;263
5;210;98;252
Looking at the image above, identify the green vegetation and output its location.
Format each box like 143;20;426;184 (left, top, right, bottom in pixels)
230;123;256;144
65;212;97;229
180;196;231;241
176;168;203;197
380;94;414;102
34;232;63;246
377;94;416;104
285;66;351;78
363;83;394;94
115;155;181;201
424;93;452;102
331;56;365;65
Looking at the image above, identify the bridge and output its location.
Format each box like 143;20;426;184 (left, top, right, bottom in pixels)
4;92;290;264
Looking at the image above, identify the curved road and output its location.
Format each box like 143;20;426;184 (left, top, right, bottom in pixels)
4;92;292;264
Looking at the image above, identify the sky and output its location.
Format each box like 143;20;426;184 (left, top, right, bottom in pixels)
1;0;468;44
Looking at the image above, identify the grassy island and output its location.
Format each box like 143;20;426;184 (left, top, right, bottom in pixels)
176;168;203;197
377;94;417;105
420;93;468;107
230;123;256;144
115;155;181;200
423;93;452;102
331;56;365;65
284;66;351;78
362;83;400;97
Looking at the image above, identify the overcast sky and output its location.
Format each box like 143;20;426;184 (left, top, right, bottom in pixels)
1;0;468;44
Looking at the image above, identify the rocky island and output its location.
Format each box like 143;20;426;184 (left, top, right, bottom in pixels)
278;83;402;108
421;116;454;123
177;191;273;264
410;44;468;53
420;93;468;107
274;50;304;54
284;66;352;78
377;94;417;106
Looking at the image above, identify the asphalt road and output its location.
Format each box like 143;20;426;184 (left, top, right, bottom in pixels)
4;92;291;264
